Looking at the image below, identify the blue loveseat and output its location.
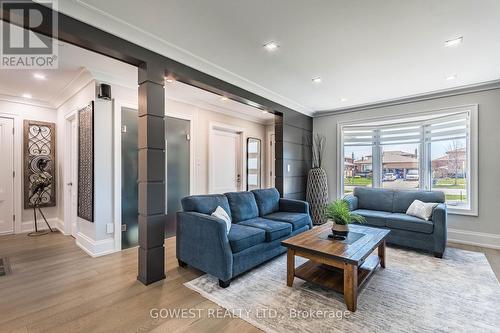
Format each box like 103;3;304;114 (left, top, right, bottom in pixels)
345;187;447;258
176;188;312;287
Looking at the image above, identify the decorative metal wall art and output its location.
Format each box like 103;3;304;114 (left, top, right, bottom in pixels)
77;102;94;222
23;120;56;209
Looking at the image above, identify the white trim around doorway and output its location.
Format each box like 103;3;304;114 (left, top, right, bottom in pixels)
63;110;78;237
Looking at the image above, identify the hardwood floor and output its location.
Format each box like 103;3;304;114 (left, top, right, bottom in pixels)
0;232;498;333
0;232;260;333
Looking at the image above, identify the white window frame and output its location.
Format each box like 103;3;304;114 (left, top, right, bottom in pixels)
337;104;478;216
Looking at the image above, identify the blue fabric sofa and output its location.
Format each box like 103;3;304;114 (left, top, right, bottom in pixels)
345;187;447;258
176;188;312;287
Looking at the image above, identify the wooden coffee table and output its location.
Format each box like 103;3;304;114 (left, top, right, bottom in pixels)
281;223;390;312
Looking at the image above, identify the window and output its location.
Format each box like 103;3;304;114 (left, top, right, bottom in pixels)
344;146;373;194
339;107;477;215
381;141;420;189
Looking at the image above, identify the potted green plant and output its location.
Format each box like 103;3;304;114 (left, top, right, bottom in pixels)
324;199;366;239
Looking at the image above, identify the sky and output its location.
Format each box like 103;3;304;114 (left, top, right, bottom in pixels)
344;139;466;161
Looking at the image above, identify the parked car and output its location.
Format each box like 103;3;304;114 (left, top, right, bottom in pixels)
405;169;419;181
383;173;397;181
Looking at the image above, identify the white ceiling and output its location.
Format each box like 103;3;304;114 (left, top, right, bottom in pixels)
0;37;137;108
56;0;500;115
0;66;83;106
0;25;273;123
167;81;275;123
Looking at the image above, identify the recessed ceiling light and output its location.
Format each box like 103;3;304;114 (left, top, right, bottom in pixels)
165;78;174;83
221;96;228;101
263;41;279;51
33;73;46;80
312;77;322;83
22;93;32;99
445;37;463;47
446;74;457;81
340;98;348;102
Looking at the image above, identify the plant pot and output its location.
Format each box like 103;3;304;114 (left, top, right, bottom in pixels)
330;223;349;240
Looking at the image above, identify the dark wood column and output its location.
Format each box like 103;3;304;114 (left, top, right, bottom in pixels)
137;62;166;285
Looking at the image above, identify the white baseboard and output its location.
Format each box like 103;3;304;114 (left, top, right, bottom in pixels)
76;232;117;257
448;228;500;250
55;219;69;235
20;218;60;233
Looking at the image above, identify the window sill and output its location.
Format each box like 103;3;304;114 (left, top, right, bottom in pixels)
448;207;478;217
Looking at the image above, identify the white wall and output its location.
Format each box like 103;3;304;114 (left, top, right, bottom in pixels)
53;78;269;256
57;80;118;256
93;100;114;241
56;79;95;233
0;98;59;233
166;98;269;194
313;88;500;249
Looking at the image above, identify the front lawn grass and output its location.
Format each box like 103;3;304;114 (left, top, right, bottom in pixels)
433;178;466;189
344;177;372;186
445;194;467;201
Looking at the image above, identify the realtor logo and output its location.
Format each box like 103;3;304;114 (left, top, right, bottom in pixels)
1;0;58;69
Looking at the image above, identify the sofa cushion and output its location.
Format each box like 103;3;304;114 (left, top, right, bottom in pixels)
239;218;292;241
225;191;259;223
252;188;280;216
352;209;391;227
181;194;231;219
264;212;311;231
386;213;434;234
393;190;445;213
354;187;394;212
227;224;266;253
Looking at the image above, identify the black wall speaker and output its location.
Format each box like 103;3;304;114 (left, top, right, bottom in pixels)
98;83;112;100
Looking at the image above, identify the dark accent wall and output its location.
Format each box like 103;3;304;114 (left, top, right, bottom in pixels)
275;113;312;200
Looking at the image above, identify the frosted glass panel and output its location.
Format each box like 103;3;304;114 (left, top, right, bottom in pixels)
248;158;257;169
247;138;261;190
248;174;258;185
248;141;258;153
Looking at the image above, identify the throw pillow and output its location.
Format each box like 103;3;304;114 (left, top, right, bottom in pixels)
406;200;438;221
212;206;232;234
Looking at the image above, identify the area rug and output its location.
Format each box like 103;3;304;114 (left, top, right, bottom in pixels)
185;247;500;333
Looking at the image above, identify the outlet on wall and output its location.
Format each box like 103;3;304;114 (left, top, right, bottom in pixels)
106;223;114;234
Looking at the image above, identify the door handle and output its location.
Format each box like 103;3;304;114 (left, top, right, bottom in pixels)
67;182;73;186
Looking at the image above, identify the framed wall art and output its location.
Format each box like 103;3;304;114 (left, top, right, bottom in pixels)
23;120;56;209
77;102;94;222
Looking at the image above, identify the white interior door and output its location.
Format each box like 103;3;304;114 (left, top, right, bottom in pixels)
65;116;78;237
0;117;14;235
210;129;241;193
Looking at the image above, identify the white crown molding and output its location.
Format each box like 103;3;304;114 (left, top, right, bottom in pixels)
0;69;93;109
88;68;137;90
167;94;271;125
51;68;94;108
315;79;500;117
0;93;55;109
54;1;313;115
